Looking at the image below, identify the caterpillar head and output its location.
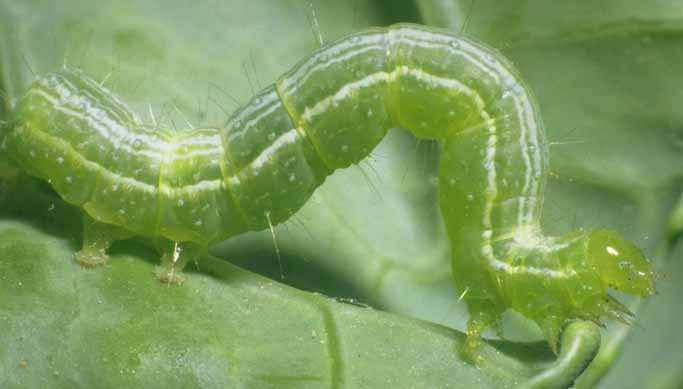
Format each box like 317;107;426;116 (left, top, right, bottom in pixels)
587;230;655;297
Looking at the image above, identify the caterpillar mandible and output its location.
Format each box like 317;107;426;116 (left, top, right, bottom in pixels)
0;23;654;355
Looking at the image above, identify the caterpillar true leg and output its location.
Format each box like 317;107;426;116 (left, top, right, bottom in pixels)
463;299;504;360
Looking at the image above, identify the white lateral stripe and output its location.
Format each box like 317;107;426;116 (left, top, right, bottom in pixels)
301;66;482;122
251;129;299;170
489;258;577;278
30;124;237;196
390;33;544;226
160;179;223;195
280;34;386;92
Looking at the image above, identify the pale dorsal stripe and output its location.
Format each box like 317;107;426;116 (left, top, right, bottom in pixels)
250;129;299;170
277;33;386;93
26;119;300;196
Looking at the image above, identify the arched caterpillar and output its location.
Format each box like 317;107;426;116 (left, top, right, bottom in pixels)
0;23;654;355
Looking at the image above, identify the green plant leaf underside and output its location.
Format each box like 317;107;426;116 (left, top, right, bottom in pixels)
2;0;682;388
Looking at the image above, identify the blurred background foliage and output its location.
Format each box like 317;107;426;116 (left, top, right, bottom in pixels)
0;0;681;388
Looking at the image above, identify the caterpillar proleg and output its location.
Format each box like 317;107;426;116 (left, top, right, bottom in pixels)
1;23;654;355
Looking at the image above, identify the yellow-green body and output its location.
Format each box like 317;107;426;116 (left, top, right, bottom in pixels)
1;24;654;351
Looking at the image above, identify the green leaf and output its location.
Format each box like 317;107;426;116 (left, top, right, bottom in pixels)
0;177;585;388
0;0;664;387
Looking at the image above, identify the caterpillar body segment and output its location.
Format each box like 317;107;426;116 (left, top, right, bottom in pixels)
2;23;654;352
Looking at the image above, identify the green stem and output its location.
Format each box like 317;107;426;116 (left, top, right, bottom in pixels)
521;321;601;389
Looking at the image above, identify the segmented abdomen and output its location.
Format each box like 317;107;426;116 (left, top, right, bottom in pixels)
4;74;320;244
4;24;545;259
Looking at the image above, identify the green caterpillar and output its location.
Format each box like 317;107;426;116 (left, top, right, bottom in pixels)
0;23;654;355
